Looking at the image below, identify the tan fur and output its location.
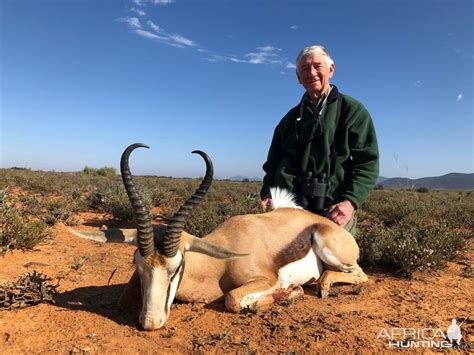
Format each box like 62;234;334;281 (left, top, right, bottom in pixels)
119;207;366;310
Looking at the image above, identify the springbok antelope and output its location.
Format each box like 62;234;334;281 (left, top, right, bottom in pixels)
72;143;367;330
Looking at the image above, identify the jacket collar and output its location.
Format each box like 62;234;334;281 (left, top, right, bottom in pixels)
327;84;339;103
303;85;339;106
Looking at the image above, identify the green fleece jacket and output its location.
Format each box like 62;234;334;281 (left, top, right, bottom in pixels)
260;85;379;209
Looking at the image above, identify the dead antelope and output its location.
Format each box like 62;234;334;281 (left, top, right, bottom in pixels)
72;143;367;330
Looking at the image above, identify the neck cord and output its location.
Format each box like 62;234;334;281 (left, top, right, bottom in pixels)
295;87;332;142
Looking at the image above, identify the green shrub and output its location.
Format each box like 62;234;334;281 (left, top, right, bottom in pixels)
0;191;53;254
82;166;95;175
357;219;466;275
100;185;154;221
185;195;260;237
96;167;116;177
43;199;79;226
83;166;116;177
357;189;471;275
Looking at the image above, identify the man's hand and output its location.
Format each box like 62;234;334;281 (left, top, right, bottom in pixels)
261;198;273;212
327;200;354;227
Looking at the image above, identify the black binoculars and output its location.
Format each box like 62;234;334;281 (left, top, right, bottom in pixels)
297;171;328;212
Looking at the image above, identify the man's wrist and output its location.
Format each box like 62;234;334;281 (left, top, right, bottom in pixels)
344;199;357;210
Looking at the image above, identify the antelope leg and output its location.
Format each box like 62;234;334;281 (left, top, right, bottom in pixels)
318;267;368;298
225;278;303;312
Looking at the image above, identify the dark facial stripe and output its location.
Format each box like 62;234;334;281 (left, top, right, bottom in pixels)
164;258;185;314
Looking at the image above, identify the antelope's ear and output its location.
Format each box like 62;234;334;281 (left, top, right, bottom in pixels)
182;233;247;259
118;271;142;308
68;228;138;244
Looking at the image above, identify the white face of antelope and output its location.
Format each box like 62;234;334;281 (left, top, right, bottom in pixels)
134;249;184;330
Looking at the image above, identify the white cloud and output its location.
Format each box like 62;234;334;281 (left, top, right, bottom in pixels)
152;0;174;5
147;20;160;32
133;28;196;49
202;54;232;62
120;14;197;49
414;80;422;87
199;46;291;68
130;0;174;6
290;25;298;30
118;16;142;29
244;46;281;64
117;9;293;71
257;46;276;52
169;34;196;47
457;93;463;102
229;57;247;63
131;7;146;16
134;29;167;41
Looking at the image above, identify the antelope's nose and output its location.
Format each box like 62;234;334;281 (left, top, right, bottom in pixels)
139;314;165;330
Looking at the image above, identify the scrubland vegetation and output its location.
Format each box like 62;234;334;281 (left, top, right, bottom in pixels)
0;168;472;276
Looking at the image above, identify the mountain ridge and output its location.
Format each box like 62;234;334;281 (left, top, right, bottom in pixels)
379;172;473;190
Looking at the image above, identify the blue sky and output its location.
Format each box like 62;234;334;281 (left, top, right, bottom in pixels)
1;0;472;179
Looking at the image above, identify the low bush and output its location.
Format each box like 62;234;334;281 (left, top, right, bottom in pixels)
357;190;471;275
83;166;116;178
0;190;53;254
100;185;154;221
357;219;467;275
43;198;80;226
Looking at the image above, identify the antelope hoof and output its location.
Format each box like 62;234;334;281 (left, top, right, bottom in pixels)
319;289;329;298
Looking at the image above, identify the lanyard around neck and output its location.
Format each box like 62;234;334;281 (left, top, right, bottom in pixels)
295;91;330;142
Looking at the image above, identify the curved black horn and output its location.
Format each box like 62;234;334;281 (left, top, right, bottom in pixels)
161;150;213;257
120;143;154;257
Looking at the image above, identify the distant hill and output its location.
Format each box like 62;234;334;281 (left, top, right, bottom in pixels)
228;175;261;182
224;173;473;189
380;173;474;190
377;176;389;184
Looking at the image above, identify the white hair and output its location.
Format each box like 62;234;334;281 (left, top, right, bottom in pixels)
296;45;334;72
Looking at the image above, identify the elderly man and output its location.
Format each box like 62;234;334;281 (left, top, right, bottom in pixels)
260;45;379;234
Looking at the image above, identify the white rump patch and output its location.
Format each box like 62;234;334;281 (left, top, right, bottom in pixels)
270;187;302;209
278;248;323;288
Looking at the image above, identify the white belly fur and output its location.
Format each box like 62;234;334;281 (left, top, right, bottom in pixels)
278;248;323;289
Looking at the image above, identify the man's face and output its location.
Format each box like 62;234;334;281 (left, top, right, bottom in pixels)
296;53;334;99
